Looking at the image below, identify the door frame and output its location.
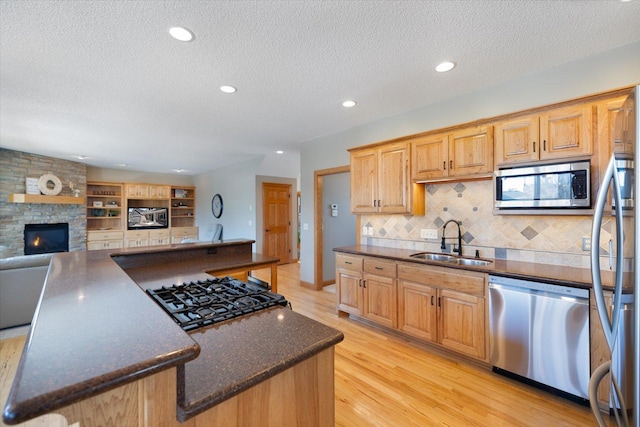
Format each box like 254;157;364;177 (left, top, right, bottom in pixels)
262;182;292;264
313;165;353;291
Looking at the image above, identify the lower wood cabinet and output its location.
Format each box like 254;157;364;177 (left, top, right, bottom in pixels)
397;262;487;360
149;229;170;246
86;231;124;251
125;230;149;248
336;254;363;316
336;253;488;361
362;258;397;328
170;226;199;244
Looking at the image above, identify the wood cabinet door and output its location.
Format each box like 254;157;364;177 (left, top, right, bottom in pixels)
539;104;593;160
411;134;448;180
494;116;540;165
363;273;397;328
606;95;634;156
149;185;171;199
350;148;378;213
398;279;437;342
448;125;494;177
337;269;363;316
438;289;486;360
126;184;149;198
378;143;410;214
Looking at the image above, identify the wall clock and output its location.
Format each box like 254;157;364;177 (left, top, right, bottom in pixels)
211;194;223;218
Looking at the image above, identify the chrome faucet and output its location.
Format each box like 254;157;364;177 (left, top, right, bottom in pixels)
441;219;462;256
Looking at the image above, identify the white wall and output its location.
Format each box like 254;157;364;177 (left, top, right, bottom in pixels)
193;153;299;249
299;41;640;285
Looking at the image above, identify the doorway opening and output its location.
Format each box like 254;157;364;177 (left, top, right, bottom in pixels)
313;165;356;291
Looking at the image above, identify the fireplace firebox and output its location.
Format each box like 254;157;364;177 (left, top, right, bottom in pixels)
24;223;69;255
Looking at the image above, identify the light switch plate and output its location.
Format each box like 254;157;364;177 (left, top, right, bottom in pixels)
368;227;374;236
362;226;369;236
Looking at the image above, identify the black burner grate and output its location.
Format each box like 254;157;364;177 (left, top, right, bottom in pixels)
146;277;288;331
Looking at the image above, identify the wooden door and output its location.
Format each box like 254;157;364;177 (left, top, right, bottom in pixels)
350;148;378;213
438;289;486;360
398;279;437;342
494;115;540;165
411;134;449;180
377;142;410;214
362;273;396;328
539;104;593;160
448;125;494;177
262;183;292;264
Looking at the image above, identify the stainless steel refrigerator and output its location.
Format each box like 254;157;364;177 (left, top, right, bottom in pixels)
590;85;639;427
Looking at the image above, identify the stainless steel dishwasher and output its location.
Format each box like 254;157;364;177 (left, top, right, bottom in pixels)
488;275;590;401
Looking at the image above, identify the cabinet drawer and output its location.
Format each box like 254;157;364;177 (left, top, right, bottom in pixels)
148;229;170;238
398;263;485;296
87;231;124;241
336;254;363;271
363;258;396;277
126;230;149;239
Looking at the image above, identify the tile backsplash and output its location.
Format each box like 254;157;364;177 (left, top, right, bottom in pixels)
361;180;608;269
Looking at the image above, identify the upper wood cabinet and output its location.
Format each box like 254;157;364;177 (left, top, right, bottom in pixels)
125;184;171;199
411;126;493;181
350;142;425;214
495;104;593;165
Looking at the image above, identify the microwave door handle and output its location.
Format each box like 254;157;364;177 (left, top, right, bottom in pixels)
591;155;625;350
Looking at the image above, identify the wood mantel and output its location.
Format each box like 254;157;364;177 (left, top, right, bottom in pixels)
9;194;85;205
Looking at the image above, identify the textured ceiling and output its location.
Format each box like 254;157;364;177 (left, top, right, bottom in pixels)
1;0;640;175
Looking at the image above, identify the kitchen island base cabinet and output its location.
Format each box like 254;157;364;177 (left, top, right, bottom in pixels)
57;348;336;427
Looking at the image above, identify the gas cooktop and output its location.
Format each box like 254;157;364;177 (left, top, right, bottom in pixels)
146;277;288;332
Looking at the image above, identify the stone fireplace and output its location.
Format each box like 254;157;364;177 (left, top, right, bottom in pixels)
0;148;87;257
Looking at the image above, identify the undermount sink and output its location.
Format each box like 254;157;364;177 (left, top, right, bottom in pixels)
409;252;493;267
409;252;457;262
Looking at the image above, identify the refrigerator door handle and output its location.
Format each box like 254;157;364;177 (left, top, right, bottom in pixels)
590;155;625;350
589;361;630;427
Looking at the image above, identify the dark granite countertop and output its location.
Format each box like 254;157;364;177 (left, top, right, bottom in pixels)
2;240;344;425
334;245;626;291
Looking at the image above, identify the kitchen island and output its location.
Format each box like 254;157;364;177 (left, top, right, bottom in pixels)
2;239;344;426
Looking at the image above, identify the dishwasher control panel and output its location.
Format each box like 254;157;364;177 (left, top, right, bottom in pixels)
488;275;589;299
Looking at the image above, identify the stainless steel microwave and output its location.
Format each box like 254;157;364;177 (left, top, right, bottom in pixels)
494;160;591;209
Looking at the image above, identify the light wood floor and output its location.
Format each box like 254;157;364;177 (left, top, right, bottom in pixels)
1;263;602;426
257;263;600;427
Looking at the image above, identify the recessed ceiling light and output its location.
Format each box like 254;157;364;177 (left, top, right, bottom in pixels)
342;100;357;108
169;27;194;42
117;163;128;167
173;169;186;173
276;150;284;154
73;155;87;160
436;61;456;72
220;85;237;93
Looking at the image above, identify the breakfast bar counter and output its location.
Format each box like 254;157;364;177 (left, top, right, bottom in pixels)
2;240;344;426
